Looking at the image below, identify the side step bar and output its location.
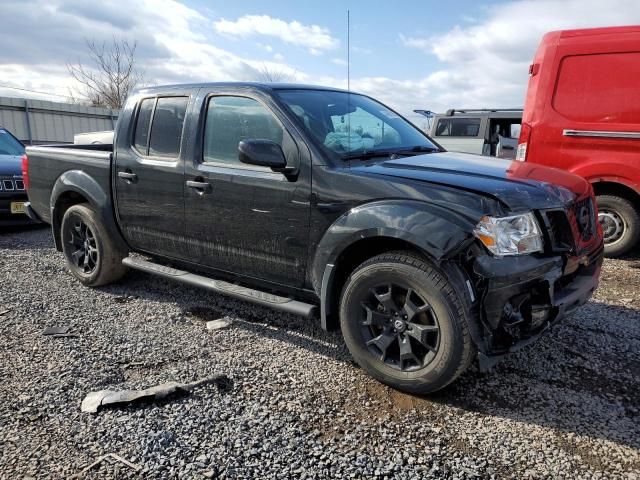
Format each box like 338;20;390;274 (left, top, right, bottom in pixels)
122;257;317;319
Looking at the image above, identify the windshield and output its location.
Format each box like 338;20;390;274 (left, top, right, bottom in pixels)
276;89;438;159
0;129;25;156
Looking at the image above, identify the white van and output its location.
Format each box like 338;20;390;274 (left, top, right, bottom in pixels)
422;109;522;159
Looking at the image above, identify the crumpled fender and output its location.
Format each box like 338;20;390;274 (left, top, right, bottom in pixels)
311;199;478;329
50;170;127;252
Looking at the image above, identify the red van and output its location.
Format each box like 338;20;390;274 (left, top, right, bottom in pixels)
517;26;640;257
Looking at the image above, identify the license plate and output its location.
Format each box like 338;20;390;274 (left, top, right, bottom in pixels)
10;202;26;214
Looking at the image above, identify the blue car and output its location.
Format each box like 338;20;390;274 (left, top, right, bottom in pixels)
0;127;32;226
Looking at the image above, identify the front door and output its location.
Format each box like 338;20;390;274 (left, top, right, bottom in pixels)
183;93;310;287
114;94;190;258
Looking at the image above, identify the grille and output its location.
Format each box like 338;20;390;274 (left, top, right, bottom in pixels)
544;210;573;251
0;178;25;191
568;197;596;241
542;197;596;252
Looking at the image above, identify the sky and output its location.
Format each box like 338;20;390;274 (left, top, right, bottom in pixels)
1;0;640;125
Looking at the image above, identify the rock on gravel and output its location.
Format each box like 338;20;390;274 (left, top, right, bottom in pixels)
1;226;639;479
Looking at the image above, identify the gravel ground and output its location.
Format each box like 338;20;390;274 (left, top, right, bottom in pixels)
1;226;639;479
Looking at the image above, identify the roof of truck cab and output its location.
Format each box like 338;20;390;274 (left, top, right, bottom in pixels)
136;82;352;94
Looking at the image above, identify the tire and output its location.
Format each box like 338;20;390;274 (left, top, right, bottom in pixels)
597;195;640;258
339;251;475;395
60;203;128;287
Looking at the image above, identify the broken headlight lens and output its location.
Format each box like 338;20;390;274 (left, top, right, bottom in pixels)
473;212;543;256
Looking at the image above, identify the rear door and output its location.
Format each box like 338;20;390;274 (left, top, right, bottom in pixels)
183;89;311;287
114;92;191;258
431;116;486;155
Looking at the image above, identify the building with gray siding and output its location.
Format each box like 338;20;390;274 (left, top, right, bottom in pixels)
0;96;118;145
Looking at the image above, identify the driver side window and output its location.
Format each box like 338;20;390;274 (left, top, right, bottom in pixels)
203;96;284;165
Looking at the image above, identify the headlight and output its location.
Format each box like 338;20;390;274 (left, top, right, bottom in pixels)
473;212;543;256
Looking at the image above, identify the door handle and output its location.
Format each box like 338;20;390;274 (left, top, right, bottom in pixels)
118;171;138;183
186;179;211;195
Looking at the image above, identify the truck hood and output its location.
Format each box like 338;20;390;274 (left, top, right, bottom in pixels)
0;154;23;177
351;151;590;212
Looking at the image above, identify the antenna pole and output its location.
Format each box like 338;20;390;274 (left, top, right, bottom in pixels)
347;9;351;154
347;9;350;93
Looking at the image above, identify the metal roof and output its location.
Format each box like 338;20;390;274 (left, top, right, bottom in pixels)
0;96;118;145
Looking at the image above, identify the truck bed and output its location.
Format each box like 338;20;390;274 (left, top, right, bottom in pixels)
24;143;113;224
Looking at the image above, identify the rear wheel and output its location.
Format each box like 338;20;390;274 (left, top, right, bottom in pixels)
597;195;640;257
61;204;127;287
339;252;474;394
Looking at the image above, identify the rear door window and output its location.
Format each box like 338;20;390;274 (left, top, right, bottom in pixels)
133;96;189;158
133;98;155;154
553;52;640;123
435;118;481;137
148;97;189;158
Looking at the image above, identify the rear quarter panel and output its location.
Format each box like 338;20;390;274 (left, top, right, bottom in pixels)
25;146;112;223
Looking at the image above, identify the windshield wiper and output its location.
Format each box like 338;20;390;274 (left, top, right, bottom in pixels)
341;145;439;161
393;145;440;155
340;150;398;160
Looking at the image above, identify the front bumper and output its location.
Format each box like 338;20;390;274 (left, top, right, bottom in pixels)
472;241;604;370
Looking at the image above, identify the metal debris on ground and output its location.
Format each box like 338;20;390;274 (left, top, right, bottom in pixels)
80;374;231;413
42;326;77;337
206;318;233;331
69;453;142;478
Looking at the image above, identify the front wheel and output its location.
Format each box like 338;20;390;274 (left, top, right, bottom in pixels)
61;204;127;287
597;195;640;258
339;252;475;395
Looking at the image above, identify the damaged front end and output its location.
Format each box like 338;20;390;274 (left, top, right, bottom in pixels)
460;195;605;370
470;244;603;370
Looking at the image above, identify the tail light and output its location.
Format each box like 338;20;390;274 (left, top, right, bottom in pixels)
516;123;531;161
21;154;29;190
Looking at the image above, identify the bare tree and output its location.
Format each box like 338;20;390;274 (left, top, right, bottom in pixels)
256;64;295;83
68;38;144;109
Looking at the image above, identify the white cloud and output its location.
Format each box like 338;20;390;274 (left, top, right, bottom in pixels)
6;0;640;125
0;0;268;100
402;0;640;110
214;14;339;54
331;58;348;66
257;43;274;53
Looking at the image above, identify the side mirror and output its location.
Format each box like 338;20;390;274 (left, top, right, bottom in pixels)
238;139;288;172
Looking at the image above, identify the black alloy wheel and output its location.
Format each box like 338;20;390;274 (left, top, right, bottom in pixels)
360;283;440;372
340;251;475;394
67;215;99;275
60;203;128;287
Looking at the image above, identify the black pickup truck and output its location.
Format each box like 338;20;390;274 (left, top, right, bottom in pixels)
24;83;604;393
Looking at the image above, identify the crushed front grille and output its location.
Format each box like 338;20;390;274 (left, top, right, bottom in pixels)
569;197;596;241
542;197;596;252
